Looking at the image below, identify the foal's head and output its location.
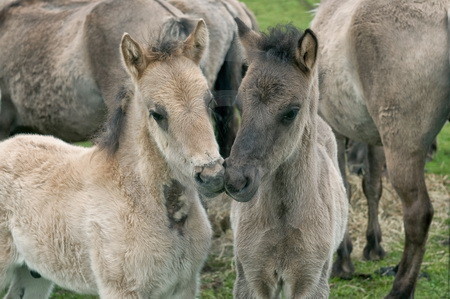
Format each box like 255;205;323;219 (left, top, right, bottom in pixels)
119;20;224;196
224;19;319;202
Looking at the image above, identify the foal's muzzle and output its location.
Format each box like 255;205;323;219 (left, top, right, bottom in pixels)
194;159;225;197
224;159;261;202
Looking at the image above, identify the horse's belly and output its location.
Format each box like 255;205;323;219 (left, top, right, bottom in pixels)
319;67;381;145
6;54;106;141
10;222;98;294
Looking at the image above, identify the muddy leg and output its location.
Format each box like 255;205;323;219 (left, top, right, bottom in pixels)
384;149;432;298
4;265;53;299
331;135;355;279
362;145;386;260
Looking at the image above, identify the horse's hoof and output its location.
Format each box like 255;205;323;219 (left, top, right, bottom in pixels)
363;244;386;261
331;260;355;280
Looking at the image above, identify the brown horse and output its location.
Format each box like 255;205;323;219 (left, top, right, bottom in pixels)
0;20;224;298
224;19;348;298
311;0;450;297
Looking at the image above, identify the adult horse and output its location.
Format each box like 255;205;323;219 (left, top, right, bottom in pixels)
0;0;254;156
311;0;450;297
0;20;224;298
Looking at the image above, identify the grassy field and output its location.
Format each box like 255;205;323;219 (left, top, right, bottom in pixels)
2;0;448;298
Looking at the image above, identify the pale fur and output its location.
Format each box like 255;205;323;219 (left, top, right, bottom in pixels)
226;23;348;298
0;23;222;298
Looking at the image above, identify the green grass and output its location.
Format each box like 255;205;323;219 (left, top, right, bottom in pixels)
426;123;450;176
243;0;319;30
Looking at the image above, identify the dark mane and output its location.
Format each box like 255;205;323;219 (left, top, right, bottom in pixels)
94;86;132;156
146;17;195;61
256;24;304;63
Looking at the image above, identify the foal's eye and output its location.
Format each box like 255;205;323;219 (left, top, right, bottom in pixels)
282;107;300;124
149;110;165;122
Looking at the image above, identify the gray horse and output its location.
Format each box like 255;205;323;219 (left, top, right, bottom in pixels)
224;19;348;298
311;0;450;297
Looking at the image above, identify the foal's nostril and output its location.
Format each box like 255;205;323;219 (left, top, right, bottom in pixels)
195;171;204;184
225;173;249;194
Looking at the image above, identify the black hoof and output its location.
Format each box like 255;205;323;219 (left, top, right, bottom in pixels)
363;244;386;261
331;260;355;280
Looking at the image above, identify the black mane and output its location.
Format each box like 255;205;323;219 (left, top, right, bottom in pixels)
146;17;196;61
256;24;304;63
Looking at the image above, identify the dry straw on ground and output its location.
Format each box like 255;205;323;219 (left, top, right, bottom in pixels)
206;173;450;259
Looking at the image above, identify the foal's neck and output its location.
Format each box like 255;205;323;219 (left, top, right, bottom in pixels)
113;99;182;197
267;116;320;204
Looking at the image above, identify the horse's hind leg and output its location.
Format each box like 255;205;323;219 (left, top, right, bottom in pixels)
331;135;355;279
362;145;386;261
4;265;54;299
383;147;432;298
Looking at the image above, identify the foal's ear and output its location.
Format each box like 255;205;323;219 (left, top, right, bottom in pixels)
183;19;208;64
120;33;147;79
235;17;260;56
296;29;318;72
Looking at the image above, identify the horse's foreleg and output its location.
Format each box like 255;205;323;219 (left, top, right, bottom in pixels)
4;265;53;299
302;259;331;299
384;148;432;298
331;135;355;279
172;274;199;299
362;145;386;260
233;257;254;299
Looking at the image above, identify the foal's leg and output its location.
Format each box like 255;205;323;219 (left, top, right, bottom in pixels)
172;273;199;299
362;145;386;260
4;265;53;299
233;257;254;299
383;147;432;298
331;135;355;279
301;259;331;299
